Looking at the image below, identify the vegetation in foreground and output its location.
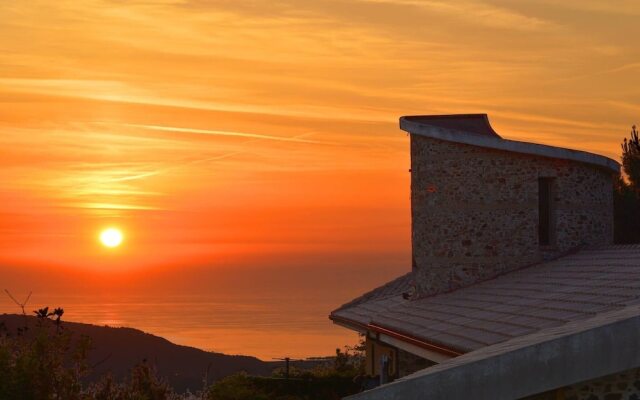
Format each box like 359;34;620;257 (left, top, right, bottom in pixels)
0;307;364;400
615;125;640;243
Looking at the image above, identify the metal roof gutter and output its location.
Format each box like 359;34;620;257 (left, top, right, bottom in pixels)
368;323;464;358
329;314;463;359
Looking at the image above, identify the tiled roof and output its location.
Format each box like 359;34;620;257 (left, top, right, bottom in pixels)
346;302;640;400
332;272;413;325
330;245;640;354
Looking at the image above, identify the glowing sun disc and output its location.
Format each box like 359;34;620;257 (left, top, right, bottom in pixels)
100;228;123;248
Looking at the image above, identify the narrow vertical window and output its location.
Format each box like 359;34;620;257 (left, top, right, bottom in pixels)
538;178;554;246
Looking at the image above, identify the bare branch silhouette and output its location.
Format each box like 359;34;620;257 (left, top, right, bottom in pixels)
4;289;33;332
4;289;32;316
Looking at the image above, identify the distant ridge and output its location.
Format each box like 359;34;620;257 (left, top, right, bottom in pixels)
0;314;272;393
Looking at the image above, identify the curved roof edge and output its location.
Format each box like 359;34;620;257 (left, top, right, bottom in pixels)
400;115;620;173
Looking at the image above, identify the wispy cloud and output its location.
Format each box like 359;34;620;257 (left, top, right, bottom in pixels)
356;0;554;31
120;123;331;145
74;202;162;211
0;0;638;270
536;0;640;16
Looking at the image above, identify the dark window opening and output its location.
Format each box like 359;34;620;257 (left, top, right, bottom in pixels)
538;178;554;246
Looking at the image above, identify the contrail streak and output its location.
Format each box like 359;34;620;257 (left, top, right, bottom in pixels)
122;123;331;145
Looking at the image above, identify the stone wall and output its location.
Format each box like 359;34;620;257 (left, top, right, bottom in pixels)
563;368;640;400
410;134;614;297
520;368;640;400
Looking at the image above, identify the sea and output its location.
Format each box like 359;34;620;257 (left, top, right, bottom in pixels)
0;290;361;360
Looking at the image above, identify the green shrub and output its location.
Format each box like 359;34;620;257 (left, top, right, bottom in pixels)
0;308;364;400
0;308;179;400
0;309;90;400
87;363;178;400
205;373;360;400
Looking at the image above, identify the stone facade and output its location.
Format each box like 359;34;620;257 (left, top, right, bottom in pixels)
410;135;614;297
521;368;640;400
562;368;640;400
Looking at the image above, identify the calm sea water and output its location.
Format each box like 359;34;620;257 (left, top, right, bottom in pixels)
1;262;407;359
0;291;358;360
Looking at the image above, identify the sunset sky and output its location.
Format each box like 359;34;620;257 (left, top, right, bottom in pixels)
1;0;639;357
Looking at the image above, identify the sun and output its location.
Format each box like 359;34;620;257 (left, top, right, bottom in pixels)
100;228;123;248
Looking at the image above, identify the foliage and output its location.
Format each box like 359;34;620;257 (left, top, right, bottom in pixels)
205;373;359;400
0;306;366;400
622;125;640;190
333;339;365;376
206;340;365;400
615;125;640;243
0;308;90;400
0;307;180;400
205;373;270;400
86;362;179;400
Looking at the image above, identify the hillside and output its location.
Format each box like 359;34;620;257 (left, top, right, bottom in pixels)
0;314;272;393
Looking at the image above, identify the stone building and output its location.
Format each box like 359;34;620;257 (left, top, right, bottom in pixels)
330;114;640;399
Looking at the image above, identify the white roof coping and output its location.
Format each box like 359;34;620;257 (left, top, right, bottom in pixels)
400;114;620;173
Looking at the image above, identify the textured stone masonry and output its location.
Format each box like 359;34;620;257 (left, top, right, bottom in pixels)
522;368;640;400
563;368;640;400
410;135;614;297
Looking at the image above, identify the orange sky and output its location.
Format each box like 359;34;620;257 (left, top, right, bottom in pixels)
1;0;639;287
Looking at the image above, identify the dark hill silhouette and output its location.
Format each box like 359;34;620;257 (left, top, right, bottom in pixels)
0;314;272;393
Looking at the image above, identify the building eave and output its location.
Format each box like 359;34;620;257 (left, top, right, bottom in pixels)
368;323;463;358
330;314;369;334
329;314;463;360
